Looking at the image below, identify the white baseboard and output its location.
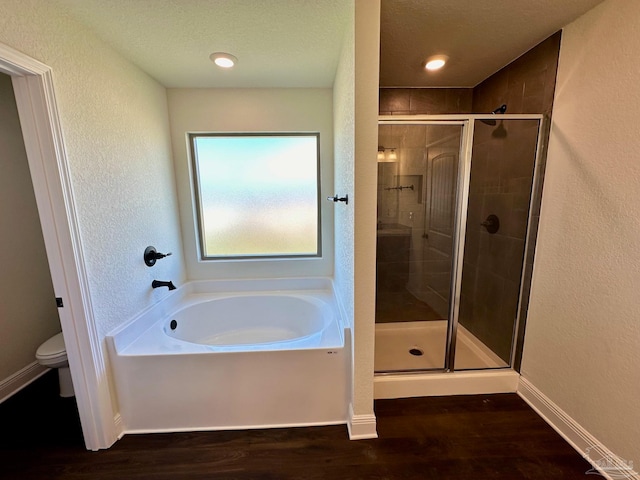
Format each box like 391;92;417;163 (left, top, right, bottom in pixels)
518;377;638;480
374;369;519;399
347;403;377;440
0;362;49;404
114;414;125;440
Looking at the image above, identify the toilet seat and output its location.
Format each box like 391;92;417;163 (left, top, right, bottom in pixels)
36;332;67;365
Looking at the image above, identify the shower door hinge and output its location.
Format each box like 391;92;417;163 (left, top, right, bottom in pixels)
56;297;64;308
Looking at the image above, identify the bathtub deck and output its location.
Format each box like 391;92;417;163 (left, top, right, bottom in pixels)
111;289;344;356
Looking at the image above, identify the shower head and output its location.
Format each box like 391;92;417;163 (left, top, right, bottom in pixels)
480;104;507;126
492;104;507;114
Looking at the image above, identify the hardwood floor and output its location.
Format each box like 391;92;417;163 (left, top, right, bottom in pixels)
0;371;594;479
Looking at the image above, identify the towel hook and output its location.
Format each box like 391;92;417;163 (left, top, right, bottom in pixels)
327;194;348;205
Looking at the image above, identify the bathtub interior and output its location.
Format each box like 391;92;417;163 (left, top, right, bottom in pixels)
106;278;351;433
164;293;338;351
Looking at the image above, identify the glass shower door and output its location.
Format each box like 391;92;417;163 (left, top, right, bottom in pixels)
375;116;543;374
454;118;541;370
375;123;464;372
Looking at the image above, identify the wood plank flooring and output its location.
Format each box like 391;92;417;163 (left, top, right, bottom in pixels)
0;371;594;479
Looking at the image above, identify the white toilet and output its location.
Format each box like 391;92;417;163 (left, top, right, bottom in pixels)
36;332;75;398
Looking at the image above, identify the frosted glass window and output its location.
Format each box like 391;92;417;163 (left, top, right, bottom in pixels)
189;133;321;259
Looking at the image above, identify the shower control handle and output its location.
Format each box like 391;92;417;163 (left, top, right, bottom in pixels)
144;246;173;267
481;214;500;234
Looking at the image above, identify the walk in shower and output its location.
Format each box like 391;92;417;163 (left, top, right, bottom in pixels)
375;115;543;374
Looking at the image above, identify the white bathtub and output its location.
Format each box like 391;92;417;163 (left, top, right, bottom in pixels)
165;294;333;350
107;278;350;434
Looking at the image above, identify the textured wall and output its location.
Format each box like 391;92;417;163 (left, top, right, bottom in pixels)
166;88;334;280
0;0;185;339
351;0;380;415
523;0;640;461
0;73;61;381
333;2;355;327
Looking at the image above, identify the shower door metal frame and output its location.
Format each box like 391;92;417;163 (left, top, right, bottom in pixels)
510;114;546;369
377;114;545;375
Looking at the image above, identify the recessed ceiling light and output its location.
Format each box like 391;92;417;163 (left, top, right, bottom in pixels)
425;55;448;71
210;52;238;69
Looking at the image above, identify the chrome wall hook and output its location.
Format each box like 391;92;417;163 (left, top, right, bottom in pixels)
327;194;348;205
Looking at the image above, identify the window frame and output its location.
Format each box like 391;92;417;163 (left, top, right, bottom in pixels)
188;132;322;261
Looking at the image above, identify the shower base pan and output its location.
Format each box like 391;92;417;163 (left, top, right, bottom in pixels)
374;321;519;399
374;320;507;372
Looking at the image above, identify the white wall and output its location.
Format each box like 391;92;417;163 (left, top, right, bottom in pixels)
0;0;184;340
331;0;380;430
0;73;61;381
333;5;355;329
166;88;334;280
352;0;380;418
333;0;357;422
523;0;640;462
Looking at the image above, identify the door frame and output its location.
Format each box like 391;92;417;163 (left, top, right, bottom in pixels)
0;42;117;450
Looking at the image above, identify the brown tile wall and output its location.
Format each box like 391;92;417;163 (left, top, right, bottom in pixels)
379;88;473;115
378;31;561;117
465;31;561;367
471;31;561;116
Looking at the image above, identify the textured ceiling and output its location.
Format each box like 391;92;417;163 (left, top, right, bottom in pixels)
380;0;604;87
56;0;352;88
55;0;603;89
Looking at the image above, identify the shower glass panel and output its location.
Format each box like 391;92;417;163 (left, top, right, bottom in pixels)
375;123;464;372
455;118;541;370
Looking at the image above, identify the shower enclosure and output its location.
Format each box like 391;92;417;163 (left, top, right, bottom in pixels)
375;115;543;374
